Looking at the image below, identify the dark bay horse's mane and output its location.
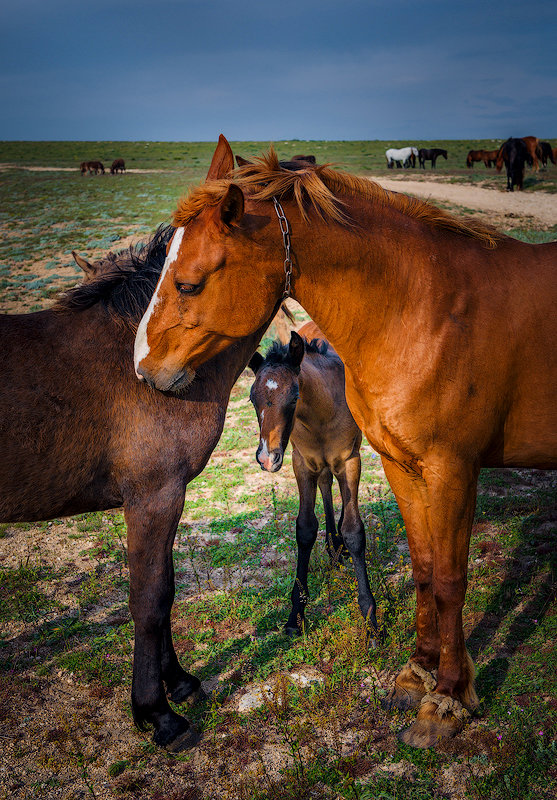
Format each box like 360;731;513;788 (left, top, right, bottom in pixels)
174;148;500;248
263;337;329;369
54;225;174;325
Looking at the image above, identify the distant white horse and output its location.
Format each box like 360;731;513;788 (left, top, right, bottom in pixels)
385;147;418;168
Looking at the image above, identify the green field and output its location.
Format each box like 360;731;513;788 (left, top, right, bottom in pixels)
0;141;555;799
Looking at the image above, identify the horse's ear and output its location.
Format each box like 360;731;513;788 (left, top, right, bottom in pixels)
207;134;234;181
217;184;244;228
236;155;251;167
72;251;96;278
289;331;305;371
248;352;264;374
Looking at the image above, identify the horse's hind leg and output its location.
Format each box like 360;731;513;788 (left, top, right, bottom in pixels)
336;451;377;636
126;489;199;750
318;468;344;565
285;448;319;635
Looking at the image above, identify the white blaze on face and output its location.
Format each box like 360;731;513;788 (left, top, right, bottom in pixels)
265;379;278;390
134;227;185;377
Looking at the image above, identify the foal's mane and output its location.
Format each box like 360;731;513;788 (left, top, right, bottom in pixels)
174;148;500;248
262;337;329;370
54;225;173;325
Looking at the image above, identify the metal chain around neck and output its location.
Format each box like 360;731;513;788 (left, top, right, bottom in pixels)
272;196;293;298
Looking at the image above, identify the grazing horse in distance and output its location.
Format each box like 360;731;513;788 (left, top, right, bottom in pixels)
538;142;555;168
80;160;104;175
248;323;377;638
385;146;417;168
0;222;269;751
418;148;448;168
466;149;497;168
134;134;557;748
111;158;126;174
496;137;533;191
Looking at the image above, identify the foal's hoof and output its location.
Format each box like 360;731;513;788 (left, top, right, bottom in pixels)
164;724;202;753
168;673;205;706
399;702;463;749
153;713;201;751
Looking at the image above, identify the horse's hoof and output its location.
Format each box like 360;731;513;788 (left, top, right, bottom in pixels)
284;624;302;638
163;724;202;753
399;701;463;749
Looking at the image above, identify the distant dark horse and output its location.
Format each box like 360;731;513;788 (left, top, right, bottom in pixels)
0;224;266;751
466;149;498;168
418;148;447;169
538;142;555;168
496;137;533;191
111;158;126;174
80;160;105;175
248;323;377;638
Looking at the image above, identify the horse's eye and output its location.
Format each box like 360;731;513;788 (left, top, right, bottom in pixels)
176;282;200;295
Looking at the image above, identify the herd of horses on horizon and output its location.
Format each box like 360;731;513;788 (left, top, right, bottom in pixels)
387;135;556;191
80;158;126;175
1;136;555;755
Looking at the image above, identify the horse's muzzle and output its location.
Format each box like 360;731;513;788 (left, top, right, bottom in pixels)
136;364;195;394
256;447;283;473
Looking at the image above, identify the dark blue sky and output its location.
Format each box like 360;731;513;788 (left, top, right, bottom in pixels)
1;0;555;141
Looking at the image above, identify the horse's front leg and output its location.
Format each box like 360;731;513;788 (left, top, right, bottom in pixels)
383;457;480;747
336;452;377;635
125;486;199;750
285;449;319;636
381;458;441;711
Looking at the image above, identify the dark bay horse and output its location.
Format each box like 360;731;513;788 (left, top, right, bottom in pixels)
496;137;533;191
538;141;555;168
0;222;267;750
134;135;557;748
418;148;447;169
111;158;126;174
80;160;105;175
466;149;497;168
248;323;377;637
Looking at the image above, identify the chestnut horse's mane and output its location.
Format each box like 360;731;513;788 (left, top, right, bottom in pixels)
54;225;174;325
174;148;500;248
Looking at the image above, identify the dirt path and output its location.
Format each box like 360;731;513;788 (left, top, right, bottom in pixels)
369;175;557;228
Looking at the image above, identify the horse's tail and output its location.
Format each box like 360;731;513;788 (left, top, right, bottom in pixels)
495;145;505;172
466;151;472;168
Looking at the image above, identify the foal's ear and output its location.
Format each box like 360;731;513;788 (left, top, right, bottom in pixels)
72;251;96;278
217;184;245;228
206;134;235;180
289;331;305;371
248;352;264;374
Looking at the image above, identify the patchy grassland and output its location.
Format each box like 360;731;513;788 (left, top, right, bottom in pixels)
0;142;555;799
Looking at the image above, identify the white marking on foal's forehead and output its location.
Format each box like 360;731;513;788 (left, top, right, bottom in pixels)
133;227;185;375
265;379;279;390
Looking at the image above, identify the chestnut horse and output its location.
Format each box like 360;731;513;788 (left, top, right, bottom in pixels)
134;135;557;748
0;222;267;751
248;323;377;637
111;158;126;174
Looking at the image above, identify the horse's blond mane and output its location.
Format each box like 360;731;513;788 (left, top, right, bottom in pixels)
173;147;500;248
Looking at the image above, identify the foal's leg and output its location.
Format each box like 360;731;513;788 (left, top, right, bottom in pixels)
336;453;377;635
318;468;344;564
383;457;480;746
126;486;199;750
285;448;319;635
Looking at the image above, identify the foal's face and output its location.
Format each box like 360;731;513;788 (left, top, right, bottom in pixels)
250;366;299;472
